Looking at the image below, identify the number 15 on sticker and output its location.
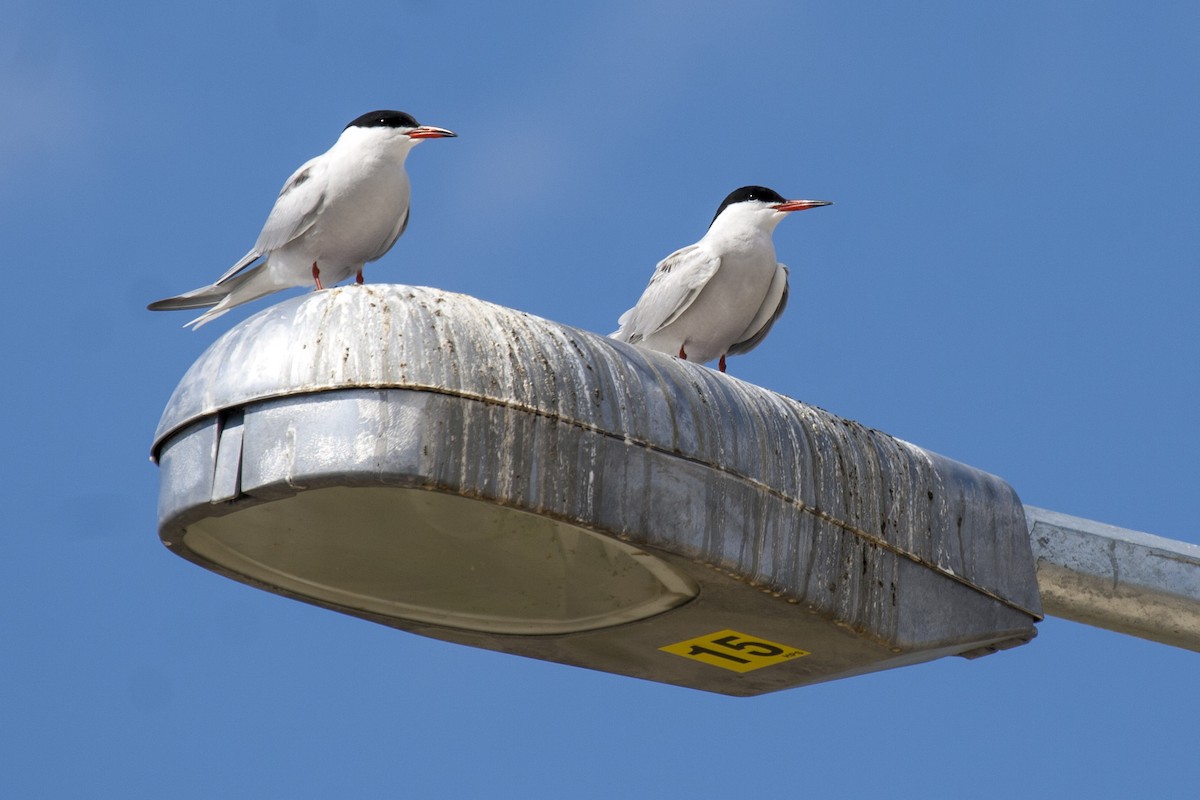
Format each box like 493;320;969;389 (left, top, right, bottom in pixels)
660;629;810;673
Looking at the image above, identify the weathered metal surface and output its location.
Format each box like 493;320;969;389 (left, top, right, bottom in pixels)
152;284;1042;694
1026;506;1200;652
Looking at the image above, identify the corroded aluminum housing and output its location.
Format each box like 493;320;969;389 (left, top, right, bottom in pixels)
152;284;1041;695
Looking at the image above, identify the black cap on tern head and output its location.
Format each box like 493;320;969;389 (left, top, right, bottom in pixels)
346;110;421;131
710;186;788;226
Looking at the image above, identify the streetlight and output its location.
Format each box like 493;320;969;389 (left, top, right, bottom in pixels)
151;285;1196;695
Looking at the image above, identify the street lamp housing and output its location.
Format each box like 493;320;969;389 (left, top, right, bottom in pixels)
151;285;1041;696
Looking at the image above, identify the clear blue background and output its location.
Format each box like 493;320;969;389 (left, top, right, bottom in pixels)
4;2;1197;797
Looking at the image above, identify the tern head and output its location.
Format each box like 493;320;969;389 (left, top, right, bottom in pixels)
343;109;457;148
709;185;831;232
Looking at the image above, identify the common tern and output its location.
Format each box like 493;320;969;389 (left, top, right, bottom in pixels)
611;186;830;373
148;109;456;329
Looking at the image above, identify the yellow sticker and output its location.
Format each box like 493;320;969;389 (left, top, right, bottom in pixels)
660;629;810;673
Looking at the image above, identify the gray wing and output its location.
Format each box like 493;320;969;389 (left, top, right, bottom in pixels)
366;205;409;264
213;154;329;286
146;262;269;311
728;263;789;355
612;244;721;342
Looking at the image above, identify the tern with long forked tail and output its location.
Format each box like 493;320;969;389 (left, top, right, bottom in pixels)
148;109;456;329
612;185;831;372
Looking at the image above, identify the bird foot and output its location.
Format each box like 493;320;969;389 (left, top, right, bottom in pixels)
719;354;727;373
678;346;688;360
356;270;364;285
312;263;324;290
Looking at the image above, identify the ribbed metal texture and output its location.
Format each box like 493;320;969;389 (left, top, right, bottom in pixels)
152;285;1042;692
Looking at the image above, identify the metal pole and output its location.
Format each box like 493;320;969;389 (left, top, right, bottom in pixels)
1025;506;1200;652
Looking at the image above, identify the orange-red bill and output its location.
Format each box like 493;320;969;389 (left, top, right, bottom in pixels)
407;126;458;139
773;199;832;212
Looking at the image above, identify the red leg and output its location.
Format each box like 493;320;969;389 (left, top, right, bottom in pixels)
719;354;727;373
311;262;324;290
356;269;364;285
678;345;688;360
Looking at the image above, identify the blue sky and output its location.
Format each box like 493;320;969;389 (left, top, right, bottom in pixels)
4;1;1197;796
